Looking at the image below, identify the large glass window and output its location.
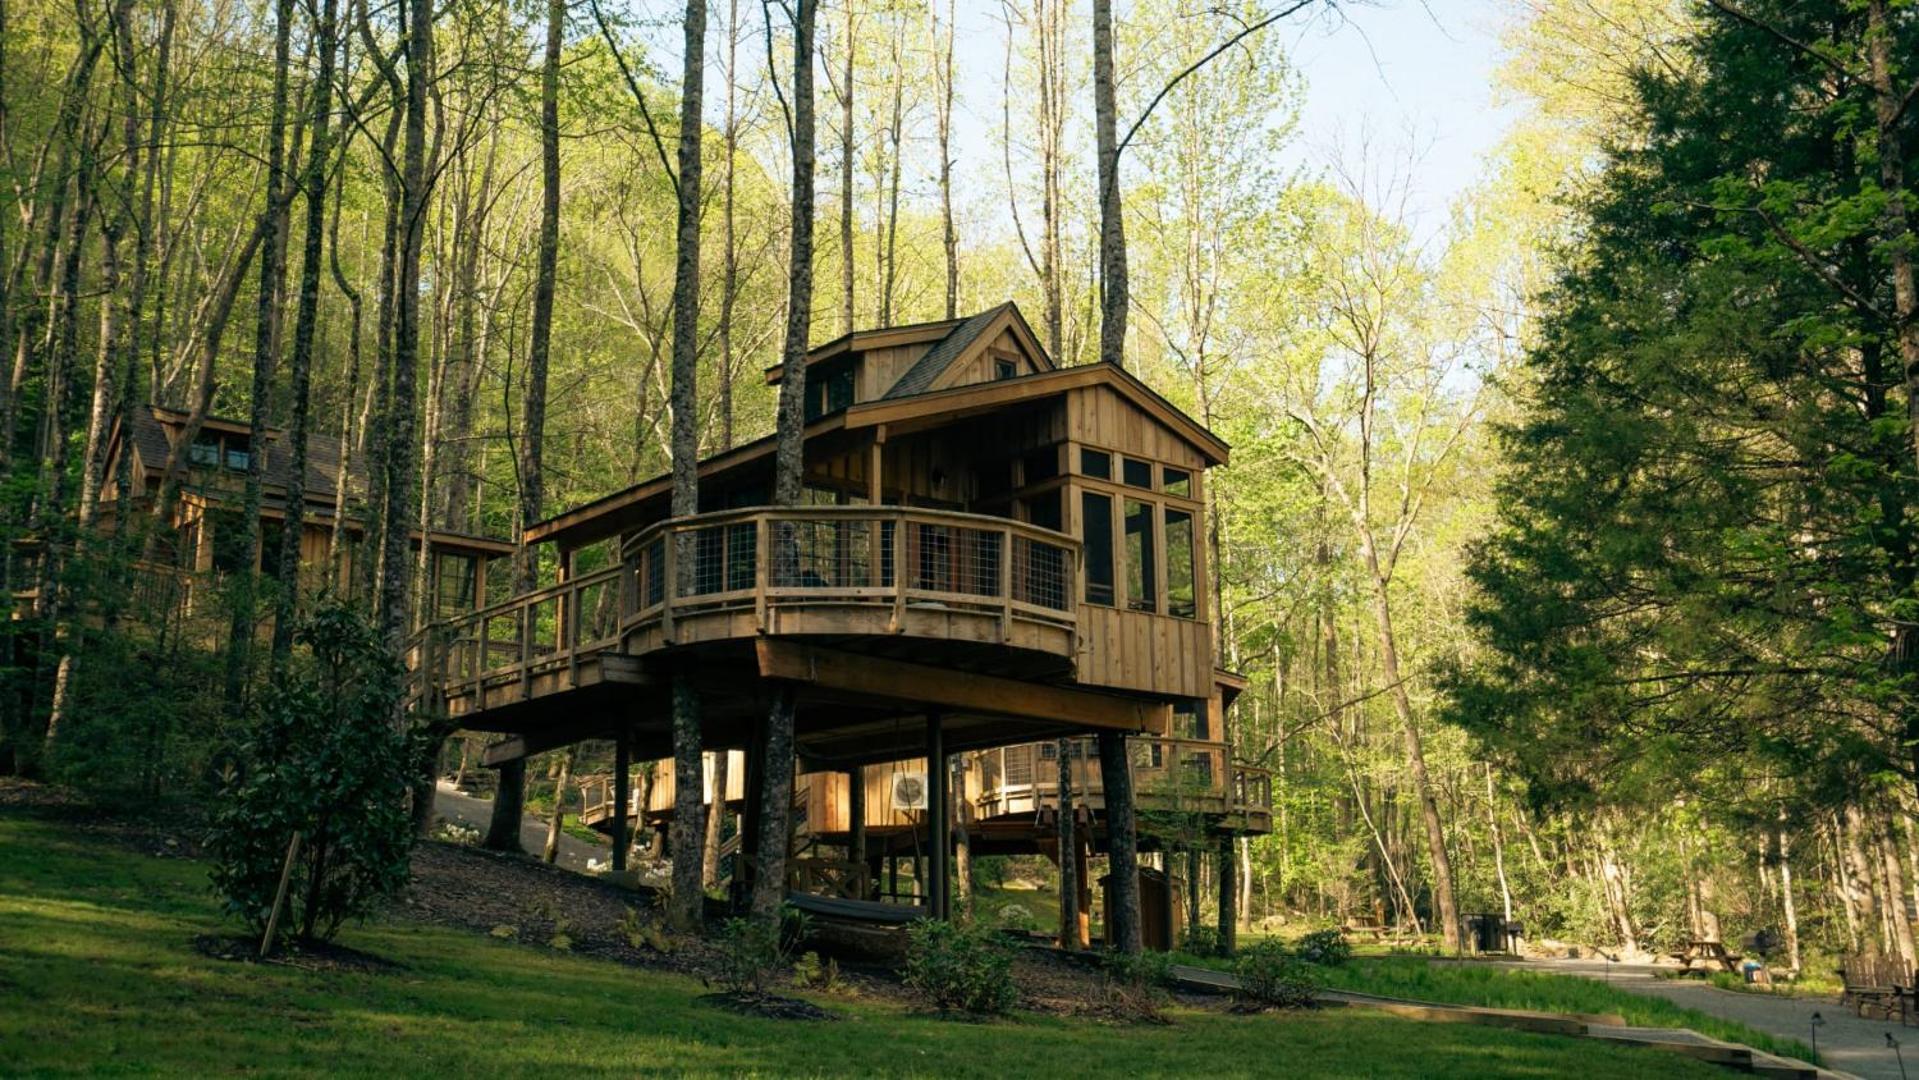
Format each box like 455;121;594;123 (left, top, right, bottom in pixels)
1081;491;1114;606
1123;457;1153;488
1124;499;1156;612
1165;507;1196;619
1079;448;1111;480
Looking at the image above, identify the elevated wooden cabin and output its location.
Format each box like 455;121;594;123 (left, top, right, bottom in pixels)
418;302;1261;921
97;404;513;617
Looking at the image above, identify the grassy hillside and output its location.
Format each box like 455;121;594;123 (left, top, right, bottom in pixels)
0;815;1723;1078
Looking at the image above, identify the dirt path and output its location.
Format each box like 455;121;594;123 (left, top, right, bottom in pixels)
1498;958;1898;1080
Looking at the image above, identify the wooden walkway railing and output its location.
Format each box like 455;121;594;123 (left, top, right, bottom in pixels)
410;506;1081;710
975;735;1276;826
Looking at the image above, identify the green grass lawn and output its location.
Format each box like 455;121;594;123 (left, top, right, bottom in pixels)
0;816;1726;1078
1173;950;1814;1063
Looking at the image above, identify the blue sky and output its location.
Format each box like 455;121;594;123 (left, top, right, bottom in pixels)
932;1;1520;240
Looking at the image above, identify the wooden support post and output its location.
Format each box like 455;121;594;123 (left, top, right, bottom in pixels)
612;730;631;874
927;712;949;920
1218;832;1238;957
1076;831;1092;948
1098;730;1143;954
847;765;866;872
261;831;303;958
735;716;765;913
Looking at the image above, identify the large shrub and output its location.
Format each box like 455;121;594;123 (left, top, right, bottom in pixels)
904;919;1018;1016
207;604;417;945
1293;928;1353;967
1233;940;1319;1010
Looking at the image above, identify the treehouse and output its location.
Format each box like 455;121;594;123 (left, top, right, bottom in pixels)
416;301;1265;927
92;404;514;618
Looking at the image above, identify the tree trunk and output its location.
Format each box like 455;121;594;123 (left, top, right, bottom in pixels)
702;751;729;888
1776;813;1803;973
1882;822;1917;969
1097;731;1141;954
1360;554;1460;951
837;0;854;335
754;0;815;924
953;755;972;920
377;0;432;652
272;0;339;659
543;751;574;864
1091;0;1127;369
666;0;709;934
936;0;956;318
718;0;740;451
1057;738;1078;949
223;0;297;710
1485;764;1513;924
492;0;558;848
1217;832;1237;956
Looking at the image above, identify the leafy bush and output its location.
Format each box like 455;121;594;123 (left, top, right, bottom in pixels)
1106;948;1175;989
714;904;809;996
1234;940;1320;1009
1181;925;1223;957
792;950;844;992
714;917;784;996
904;919;1018;1016
206;604;417;945
1294;928;1353;967
995;902;1035;931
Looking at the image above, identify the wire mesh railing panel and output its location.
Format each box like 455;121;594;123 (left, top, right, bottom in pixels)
642;536;666;608
1012;536;1069;611
771;519;874;588
905;523;1001;597
685;522;759;596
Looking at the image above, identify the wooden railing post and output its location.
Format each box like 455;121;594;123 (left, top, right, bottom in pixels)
754;515;770;631
660;527;677;643
889;512;907;633
519;603;533;701
566;580;582;689
998;528;1013;641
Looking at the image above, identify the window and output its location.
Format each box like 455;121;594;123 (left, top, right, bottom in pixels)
1124;499;1155;612
804;363;855;420
1162;467;1191;497
209;510;251;575
1079;448;1111;480
224;443;252;472
1022;446;1059;484
1081;491;1114;606
436;553;477;618
1173;700;1208;740
1165;507;1196;619
1022;491;1062;532
189;436;220;467
1123;457;1153;488
995;358;1017;380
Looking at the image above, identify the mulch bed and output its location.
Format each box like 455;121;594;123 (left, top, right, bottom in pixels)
402;841;728;979
191;933;405;974
697;991;839;1021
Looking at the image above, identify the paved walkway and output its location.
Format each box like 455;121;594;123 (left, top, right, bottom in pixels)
1493;958;1901;1080
431;781;609;873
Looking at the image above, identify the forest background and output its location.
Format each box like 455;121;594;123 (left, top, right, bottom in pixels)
3;0;1917;979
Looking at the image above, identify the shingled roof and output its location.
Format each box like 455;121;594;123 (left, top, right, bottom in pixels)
883;303;1016;399
127;405;366;503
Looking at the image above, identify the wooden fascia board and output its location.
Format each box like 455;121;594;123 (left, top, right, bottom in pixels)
844;365;1229;465
755;639;1170;735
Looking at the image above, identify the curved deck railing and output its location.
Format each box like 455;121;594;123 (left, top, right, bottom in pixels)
414;506;1080;711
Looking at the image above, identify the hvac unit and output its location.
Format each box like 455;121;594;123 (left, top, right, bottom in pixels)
891;772;928;812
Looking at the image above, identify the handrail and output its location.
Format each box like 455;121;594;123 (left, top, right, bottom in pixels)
618;503;1081;562
976;735;1275;814
412;504;1082;709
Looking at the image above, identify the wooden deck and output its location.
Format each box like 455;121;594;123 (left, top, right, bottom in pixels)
412;505;1081;731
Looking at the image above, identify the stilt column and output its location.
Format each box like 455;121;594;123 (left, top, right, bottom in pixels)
927;713;949;920
612;729;630;873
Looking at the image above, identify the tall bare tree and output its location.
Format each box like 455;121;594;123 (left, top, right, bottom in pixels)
753;0;815;922
666;0;709;933
489;0;564;852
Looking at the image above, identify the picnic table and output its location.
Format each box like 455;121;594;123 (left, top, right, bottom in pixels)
1668;938;1743;975
1341;915;1387;941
